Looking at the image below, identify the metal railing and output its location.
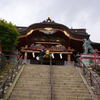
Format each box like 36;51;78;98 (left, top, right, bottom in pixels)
0;55;23;98
80;51;100;66
80;60;100;95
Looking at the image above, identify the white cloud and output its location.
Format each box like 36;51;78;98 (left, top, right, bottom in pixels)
0;0;100;42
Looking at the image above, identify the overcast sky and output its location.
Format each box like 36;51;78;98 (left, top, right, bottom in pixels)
0;0;100;42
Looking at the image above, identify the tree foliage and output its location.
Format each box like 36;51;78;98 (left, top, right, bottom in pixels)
0;19;19;50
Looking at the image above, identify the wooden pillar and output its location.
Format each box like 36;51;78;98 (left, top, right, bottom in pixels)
23;45;28;64
67;46;74;62
24;52;27;64
67;54;71;62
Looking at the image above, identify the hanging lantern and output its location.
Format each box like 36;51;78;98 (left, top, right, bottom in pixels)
45;50;50;58
46;50;50;55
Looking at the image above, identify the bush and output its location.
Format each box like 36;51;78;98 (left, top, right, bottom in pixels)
0;19;19;50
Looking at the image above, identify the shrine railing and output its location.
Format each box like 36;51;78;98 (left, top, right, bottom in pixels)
2;50;21;58
79;60;100;96
80;51;100;66
0;55;23;99
94;51;100;65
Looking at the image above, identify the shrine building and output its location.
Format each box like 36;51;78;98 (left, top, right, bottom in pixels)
17;18;100;65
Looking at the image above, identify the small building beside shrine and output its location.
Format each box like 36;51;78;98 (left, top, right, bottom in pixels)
17;18;100;65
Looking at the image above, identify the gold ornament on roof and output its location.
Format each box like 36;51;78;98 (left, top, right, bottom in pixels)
47;17;51;22
44;27;53;31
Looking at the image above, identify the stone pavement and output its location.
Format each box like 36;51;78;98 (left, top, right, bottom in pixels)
8;65;94;100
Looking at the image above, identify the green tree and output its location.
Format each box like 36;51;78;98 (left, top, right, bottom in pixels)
0;19;19;50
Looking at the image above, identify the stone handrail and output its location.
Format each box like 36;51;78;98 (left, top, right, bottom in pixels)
80;60;100;96
0;56;23;98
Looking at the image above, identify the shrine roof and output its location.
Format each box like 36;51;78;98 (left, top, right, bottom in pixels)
16;18;90;39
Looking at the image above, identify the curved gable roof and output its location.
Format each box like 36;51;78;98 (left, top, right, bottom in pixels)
18;18;90;40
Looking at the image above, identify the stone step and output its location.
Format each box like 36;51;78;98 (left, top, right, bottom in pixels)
8;65;93;100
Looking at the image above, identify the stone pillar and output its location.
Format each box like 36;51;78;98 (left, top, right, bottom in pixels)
24;52;27;64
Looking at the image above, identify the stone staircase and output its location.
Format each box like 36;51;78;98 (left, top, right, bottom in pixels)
51;66;93;100
8;65;93;100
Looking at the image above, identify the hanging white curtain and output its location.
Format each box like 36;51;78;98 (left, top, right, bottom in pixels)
60;53;62;59
51;53;54;59
32;52;35;58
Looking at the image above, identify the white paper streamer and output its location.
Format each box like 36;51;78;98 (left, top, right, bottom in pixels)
36;56;39;60
60;53;62;59
51;53;54;59
32;52;35;58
